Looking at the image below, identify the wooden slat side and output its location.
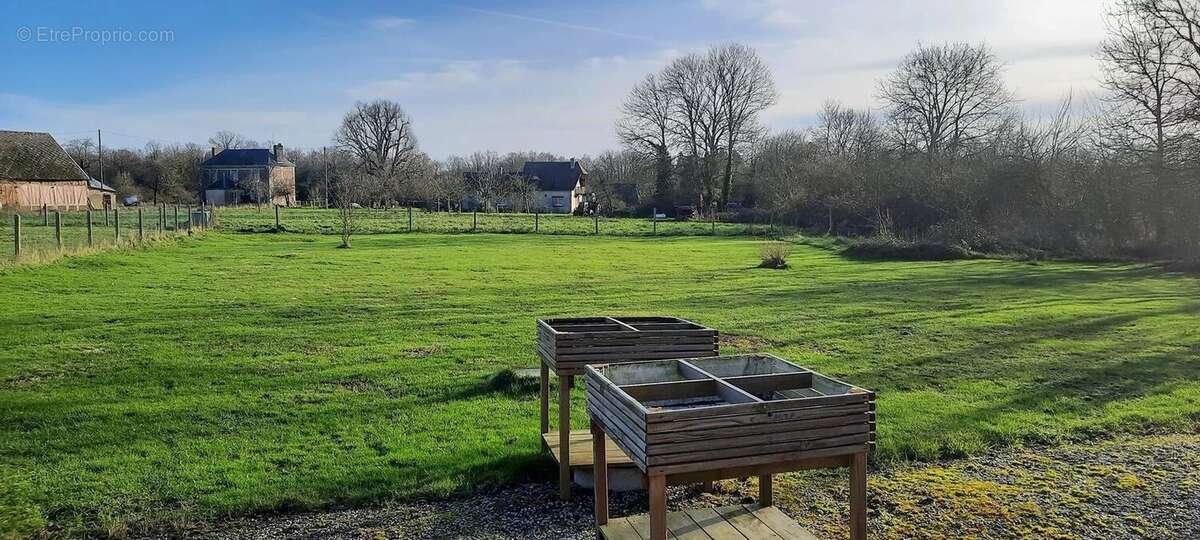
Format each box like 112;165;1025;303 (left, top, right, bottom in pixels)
645;392;871;423
649;443;869;476
648;411;870;444
646;431;871;466
724;373;815;396
646;403;871;435
587;388;649;466
588;384;649;438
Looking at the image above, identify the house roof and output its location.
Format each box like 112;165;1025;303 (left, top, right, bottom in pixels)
519;160;587;192
201;148;293;168
88;177;117;192
0;130;90;182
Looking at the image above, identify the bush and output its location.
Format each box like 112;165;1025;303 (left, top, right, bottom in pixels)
842;236;974;261
758;242;792;268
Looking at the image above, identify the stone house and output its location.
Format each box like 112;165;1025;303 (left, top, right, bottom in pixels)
200;144;296;206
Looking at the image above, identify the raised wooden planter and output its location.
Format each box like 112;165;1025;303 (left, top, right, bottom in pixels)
536;316;719;500
587;354;875;540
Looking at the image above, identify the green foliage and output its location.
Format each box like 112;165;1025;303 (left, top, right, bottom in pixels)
0;233;1197;535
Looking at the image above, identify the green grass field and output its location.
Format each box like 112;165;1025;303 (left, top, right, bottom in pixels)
216;206;780;236
1;231;1198;536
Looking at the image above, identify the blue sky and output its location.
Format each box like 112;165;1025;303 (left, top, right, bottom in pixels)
0;0;1108;158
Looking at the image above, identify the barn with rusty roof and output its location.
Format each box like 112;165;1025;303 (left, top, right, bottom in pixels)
0;130;93;210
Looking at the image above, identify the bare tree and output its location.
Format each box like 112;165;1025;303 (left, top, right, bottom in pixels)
662;53;726;211
335;99;419;200
879;43;1014;159
711;43;777;207
1100;0;1193;243
1135;0;1200;118
617;73;675;207
814;101;881;160
208;130;254;151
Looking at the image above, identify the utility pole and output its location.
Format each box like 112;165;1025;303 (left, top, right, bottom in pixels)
97;129;104;184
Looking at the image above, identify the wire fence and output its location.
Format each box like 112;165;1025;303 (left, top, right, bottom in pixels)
1;204;792;265
218;206;794;238
0;205;205;265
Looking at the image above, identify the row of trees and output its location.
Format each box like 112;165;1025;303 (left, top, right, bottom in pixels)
67;0;1199;260
609;0;1199;260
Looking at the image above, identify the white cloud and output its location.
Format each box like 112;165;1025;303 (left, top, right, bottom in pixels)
367;17;416;30
699;0;1107;130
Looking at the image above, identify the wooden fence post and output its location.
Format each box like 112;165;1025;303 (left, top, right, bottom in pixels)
13;214;20;259
159;204;165;234
473;210;477;232
408;205;413;232
87;210;94;247
652;207;657;235
104;207;110;226
535;211;539;233
54;211;62;249
594;210;599;235
711;212;716;235
275;204;281;229
138;208;144;241
173;205;179;232
114;209;121;241
42;204;48;226
187;208;193;233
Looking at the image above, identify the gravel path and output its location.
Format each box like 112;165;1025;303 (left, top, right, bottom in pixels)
165;435;1198;540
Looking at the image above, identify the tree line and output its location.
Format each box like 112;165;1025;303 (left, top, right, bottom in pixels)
64;0;1199;260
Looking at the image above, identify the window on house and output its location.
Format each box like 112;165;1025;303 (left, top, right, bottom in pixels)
551;195;565;208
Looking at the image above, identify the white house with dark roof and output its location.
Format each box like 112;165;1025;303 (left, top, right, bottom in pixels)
519;159;589;213
200;144;296;206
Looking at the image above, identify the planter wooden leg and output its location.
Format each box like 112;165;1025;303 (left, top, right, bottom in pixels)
850;451;867;540
559;374;572;501
701;480;714;492
649;474;667;540
591;419;608;526
540;363;549;434
759;474;772;507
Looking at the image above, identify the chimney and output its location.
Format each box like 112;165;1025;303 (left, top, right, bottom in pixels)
211;146;218;158
273;143;285;161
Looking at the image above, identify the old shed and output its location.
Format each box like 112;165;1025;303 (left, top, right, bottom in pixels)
0;130;92;210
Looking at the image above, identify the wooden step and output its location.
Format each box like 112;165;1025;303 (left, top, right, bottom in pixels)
600;504;820;540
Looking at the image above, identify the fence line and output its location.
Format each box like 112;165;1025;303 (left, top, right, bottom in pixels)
218;205;792;239
1;205;207;265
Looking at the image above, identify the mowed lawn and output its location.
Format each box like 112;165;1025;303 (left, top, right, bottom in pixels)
1;232;1198;535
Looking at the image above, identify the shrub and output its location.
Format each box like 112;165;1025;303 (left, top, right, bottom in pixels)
842;236;974;261
759;242;792;268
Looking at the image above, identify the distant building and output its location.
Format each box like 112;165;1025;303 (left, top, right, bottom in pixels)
87;178;117;209
519;159;589;214
200;144;296;206
0;130;92;210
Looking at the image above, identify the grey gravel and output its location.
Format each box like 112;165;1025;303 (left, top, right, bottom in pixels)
149;435;1200;540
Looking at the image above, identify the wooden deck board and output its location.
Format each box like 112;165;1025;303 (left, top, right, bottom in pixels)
543;430;635;468
600;505;819;540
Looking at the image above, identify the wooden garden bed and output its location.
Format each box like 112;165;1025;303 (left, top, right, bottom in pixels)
586;354;874;540
536;316;719;500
